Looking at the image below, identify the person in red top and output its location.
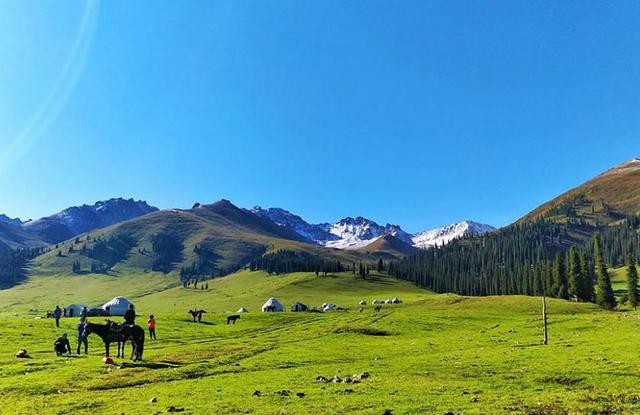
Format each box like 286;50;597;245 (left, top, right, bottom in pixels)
148;315;157;340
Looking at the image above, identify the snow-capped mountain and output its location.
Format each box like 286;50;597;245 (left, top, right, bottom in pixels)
320;217;413;249
22;198;158;243
252;206;493;251
412;221;496;249
0;214;22;226
251;206;338;243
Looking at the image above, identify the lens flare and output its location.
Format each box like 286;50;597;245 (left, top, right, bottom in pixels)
0;1;99;174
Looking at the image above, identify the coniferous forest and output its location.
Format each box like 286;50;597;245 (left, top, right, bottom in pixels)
389;215;640;303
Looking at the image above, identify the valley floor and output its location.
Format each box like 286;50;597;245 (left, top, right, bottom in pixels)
1;271;640;414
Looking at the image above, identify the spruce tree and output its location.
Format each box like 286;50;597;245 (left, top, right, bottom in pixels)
580;252;594;302
567;246;581;300
552;252;569;299
626;255;639;310
594;233;616;309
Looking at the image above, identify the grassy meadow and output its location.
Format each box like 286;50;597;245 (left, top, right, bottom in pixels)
1;270;640;414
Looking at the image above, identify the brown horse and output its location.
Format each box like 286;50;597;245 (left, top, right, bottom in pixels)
83;321;145;361
188;309;207;323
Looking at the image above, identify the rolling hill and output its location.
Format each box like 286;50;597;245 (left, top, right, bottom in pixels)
357;234;417;258
29;199;372;279
519;158;640;225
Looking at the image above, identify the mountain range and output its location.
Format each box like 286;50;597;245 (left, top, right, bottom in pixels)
7;157;640;291
251;206;495;251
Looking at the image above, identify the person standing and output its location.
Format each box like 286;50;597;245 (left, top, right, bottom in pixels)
81;306;88;318
148;315;156;340
53;305;62;328
124;304;136;325
76;317;88;355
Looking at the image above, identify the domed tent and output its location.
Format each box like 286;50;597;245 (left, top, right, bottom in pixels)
391;297;402;304
101;296;134;316
291;302;308;312
65;304;89;317
358;300;367;306
237;307;248;313
261;297;284;312
322;303;336;312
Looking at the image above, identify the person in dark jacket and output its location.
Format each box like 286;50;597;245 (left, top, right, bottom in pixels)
54;333;71;356
53;305;62;328
124;304;136;325
76;317;88;354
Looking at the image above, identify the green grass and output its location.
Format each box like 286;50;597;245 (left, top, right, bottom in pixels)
2;270;640;414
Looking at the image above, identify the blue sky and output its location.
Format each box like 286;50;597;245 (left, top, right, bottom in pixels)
1;1;639;232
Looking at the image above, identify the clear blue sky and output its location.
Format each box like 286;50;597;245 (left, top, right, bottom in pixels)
1;1;639;232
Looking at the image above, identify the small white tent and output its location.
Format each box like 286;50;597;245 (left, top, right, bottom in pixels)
358;300;367;306
237;307;248;313
291;302;308;312
65;304;89;317
322;303;336;312
391;297;402;304
371;299;379;305
261;297;284;312
101;296;134;316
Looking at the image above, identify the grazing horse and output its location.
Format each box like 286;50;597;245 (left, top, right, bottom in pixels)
83;321;145;361
374;305;382;312
188;309;207;323
227;315;240;325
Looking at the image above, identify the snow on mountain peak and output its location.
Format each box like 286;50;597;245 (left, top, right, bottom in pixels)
412;220;496;249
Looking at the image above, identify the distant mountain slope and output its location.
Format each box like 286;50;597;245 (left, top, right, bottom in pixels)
251;206;337;242
519;158;640;225
412;221;496;249
23;198;158;243
251;206;493;251
0;214;22;226
30;199;369;278
358;235;418;258
0;222;47;251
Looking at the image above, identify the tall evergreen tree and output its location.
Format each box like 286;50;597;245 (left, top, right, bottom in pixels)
626;255;639;310
567;246;581;299
552;252;569;299
580;252;594;302
594;233;616;309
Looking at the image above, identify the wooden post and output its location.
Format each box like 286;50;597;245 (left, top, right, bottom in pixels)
542;295;548;345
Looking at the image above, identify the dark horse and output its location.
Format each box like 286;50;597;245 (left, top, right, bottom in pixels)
227;315;240;325
188;309;207;323
83;321;145;361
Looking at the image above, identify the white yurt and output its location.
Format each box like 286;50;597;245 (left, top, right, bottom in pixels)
391;297;402;304
291;302;308;312
101;296;134;316
261;297;284;312
322;303;336;312
65;304;89;317
371;299;379;305
358;300;367;306
237;307;248;313
384;299;391;304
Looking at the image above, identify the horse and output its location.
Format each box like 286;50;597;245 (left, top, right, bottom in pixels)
83;321;145;361
374;305;382;312
188;309;207;323
227;315;240;325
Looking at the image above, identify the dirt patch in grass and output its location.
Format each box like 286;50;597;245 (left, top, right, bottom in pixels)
333;326;392;336
538;376;583;386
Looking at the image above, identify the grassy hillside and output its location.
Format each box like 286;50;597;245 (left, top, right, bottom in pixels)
2;271;640;414
519;159;640;225
28;200;372;280
356;235;417;259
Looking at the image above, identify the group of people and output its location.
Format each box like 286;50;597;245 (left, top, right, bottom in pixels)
53;304;158;356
